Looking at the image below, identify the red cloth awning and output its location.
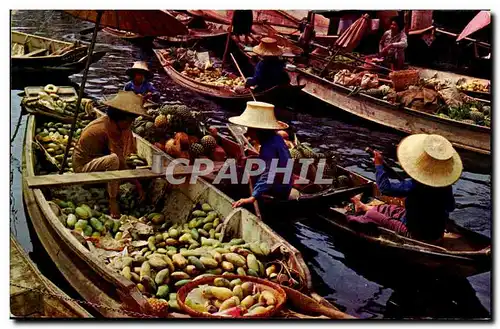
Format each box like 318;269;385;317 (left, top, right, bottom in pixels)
457;10;490;41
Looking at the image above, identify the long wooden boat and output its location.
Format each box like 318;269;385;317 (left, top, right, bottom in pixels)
153;48;304;103
102;28;155;44
22;110;350;318
316;178;491;278
286;67;491;155
11;31;89;70
10;234;92;318
156;28;228;45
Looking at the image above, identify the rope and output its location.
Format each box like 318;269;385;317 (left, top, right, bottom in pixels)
10;282;159;318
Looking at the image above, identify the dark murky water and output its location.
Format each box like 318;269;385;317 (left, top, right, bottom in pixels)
10;10;491;319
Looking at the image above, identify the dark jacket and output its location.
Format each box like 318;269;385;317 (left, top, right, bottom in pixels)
376;165;455;241
246;58;290;92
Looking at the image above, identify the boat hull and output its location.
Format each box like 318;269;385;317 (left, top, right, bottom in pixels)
287;69;491;155
22;109;346;318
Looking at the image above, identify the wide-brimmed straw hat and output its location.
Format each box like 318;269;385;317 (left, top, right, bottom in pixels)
253;37;284;57
229;101;289;130
397;134;463;187
103;91;148;117
126;61;153;79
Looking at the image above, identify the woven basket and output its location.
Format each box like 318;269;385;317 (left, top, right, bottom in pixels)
177;274;287;318
389;69;420;91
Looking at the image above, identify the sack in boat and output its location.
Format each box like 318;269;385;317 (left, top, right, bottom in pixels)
397;86;441;113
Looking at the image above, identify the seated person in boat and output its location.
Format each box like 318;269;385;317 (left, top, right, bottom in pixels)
245;38;291;92
123;61;159;103
379;16;408;70
347;134;462;243
72;91;146;218
230;101;300;208
232;10;253;44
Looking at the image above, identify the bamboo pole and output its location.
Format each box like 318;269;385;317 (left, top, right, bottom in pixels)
59;11;103;174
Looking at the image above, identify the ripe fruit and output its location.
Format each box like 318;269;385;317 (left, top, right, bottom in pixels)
154;114;167;128
201;135;217;152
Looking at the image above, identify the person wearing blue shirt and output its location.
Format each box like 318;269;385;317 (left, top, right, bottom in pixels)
245;38;291;92
124;61;160;103
348;134;462;242
229;101;298;208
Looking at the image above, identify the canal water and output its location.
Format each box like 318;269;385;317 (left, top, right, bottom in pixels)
10;10;491;319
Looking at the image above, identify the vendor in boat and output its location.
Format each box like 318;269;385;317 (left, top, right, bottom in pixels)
72;91;146;218
245;38;291;92
230;101;300;208
347;134;462;243
379;16;408;70
123;61;160;103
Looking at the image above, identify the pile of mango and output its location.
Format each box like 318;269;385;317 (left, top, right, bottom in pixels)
53;200;121;238
184;278;278;316
35;120;89;173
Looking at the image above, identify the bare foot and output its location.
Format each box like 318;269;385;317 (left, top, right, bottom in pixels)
351;193;370;214
109;199;120;219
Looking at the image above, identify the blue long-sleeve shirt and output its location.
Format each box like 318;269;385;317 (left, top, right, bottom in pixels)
124;81;159;102
246;58;291;92
252;134;293;200
375;165;455;241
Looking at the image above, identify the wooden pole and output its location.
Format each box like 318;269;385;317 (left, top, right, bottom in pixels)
227;124;262;220
221;14;234;70
59;10;103;174
230;53;256;101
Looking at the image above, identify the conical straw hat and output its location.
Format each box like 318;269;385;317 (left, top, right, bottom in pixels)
102;91;148;117
253;37;284;57
397;134;463;187
126;61;153;79
228;101;289;130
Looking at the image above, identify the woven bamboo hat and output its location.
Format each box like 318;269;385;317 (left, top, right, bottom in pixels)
126;61;153;79
253;37;284;57
103;91;148;117
229;101;289;130
397;134;463;187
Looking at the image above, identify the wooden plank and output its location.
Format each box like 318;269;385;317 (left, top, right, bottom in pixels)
21;48;48;57
26;167;211;188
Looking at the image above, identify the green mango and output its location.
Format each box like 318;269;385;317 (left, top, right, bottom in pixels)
75;207;90;219
156;285;170;298
66;214;77;229
201;203;212;212
74;219;88;230
90;217;104;232
83;226;93;237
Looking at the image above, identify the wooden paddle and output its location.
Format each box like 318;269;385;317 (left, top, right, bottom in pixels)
282;286;355;319
227;124;262;219
230;53;257;101
365;147;405;181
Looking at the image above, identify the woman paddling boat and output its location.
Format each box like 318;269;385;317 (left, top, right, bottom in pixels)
347;134;463;243
123;61;160;103
245;38;291;92
230;101;300;208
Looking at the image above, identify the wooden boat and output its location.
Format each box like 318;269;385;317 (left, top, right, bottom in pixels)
153;48;304;103
11;31;92;73
316;179;491;278
286;67;491;155
22;108;350;318
102;28;154;44
11;50;107;77
10;234;92;318
156;28;228;45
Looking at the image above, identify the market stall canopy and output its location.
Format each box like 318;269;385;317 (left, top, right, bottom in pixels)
334;14;369;52
457;10;490;41
65;10;188;36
